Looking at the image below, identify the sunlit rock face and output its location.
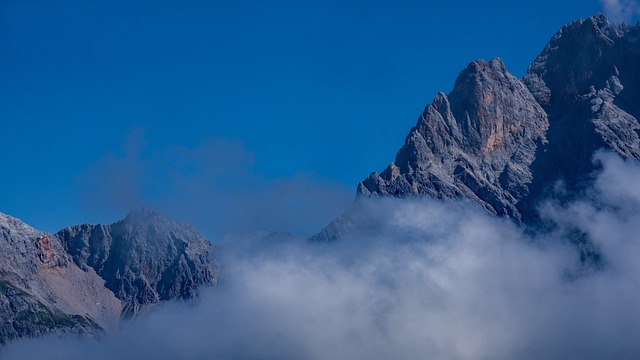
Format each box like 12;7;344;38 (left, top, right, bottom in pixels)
0;212;121;344
0;208;218;344
314;14;640;242
358;57;548;221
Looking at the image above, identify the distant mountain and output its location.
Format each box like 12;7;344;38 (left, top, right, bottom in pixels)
313;14;640;241
57;208;219;317
0;209;218;344
0;213;120;344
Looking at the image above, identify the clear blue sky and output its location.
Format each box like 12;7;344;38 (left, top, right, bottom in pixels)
0;0;620;238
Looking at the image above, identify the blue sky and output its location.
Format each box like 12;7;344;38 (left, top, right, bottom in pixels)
0;0;622;238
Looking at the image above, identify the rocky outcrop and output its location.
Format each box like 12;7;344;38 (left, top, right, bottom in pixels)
56;208;219;317
520;13;640;220
0;280;101;344
0;208;218;344
313;14;640;241
0;212;121;344
358;58;548;221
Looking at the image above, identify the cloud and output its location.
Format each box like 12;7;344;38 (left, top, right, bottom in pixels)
4;152;640;359
76;129;353;239
600;0;640;23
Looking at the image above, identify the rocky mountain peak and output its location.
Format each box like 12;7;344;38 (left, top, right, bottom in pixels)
0;212;39;241
316;13;640;242
117;207;202;241
0;212;69;270
0;212;122;343
1;207;218;344
462;58;507;74
122;207;165;223
366;12;640;220
519;14;640;221
56;209;219;317
580;13;614;39
445;57;530;154
524;14;634;110
354;54;547;222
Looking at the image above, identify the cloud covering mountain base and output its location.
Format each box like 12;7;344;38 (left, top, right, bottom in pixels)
4;152;640;360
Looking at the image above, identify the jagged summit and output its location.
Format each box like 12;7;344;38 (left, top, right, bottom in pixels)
357;54;548;220
315;13;640;241
118;207;201;239
0;212;121;343
57;209;219;317
1;207;219;344
1;207;220;344
0;211;36;232
525;13;632;109
122;206;165;222
520;13;640;220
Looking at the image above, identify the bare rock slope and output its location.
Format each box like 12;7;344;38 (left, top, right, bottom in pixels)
521;13;640;220
57;208;219;317
0;208;218;344
314;14;640;241
0;212;121;344
358;58;548;220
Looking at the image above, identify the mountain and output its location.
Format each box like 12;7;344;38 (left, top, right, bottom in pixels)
0;213;120;344
359;58;548;220
3;11;639;347
313;14;640;241
56;208;219;317
0;209;218;344
521;14;640;219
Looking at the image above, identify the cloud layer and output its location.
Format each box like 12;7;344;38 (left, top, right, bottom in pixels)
4;152;640;360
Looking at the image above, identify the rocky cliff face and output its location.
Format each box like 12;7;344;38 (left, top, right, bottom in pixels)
520;13;640;220
313;14;640;241
0;209;218;344
0;212;121;344
56;208;219;317
358;58;548;221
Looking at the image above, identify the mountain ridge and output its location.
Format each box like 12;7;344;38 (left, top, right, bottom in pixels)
0;212;120;343
2;11;639;347
0;208;218;343
313;13;640;241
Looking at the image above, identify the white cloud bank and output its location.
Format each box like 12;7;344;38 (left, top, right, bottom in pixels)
4;152;640;359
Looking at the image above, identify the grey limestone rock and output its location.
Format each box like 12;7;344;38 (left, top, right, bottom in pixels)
56;208;219;317
0;207;219;344
358;58;548;221
314;14;640;241
520;13;640;219
0;212;121;344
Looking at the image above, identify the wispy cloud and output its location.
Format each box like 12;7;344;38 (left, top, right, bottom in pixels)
76;129;353;239
4;152;640;359
600;0;640;22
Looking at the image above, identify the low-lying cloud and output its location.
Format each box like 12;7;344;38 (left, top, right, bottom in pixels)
5;152;640;359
